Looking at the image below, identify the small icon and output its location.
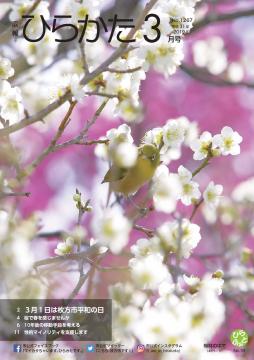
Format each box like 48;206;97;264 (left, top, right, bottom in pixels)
137;344;145;353
11;21;19;42
230;329;249;347
86;344;95;353
13;344;22;353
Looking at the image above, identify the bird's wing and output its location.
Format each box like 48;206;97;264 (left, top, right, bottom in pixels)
101;165;128;183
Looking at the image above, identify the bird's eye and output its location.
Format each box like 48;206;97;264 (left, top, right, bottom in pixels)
151;155;156;161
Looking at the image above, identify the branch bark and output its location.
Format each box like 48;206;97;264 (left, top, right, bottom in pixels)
190;8;254;34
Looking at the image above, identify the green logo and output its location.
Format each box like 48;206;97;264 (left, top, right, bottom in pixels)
230;329;249;347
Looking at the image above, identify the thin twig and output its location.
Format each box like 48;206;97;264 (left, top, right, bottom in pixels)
192;156;211;178
85;91;118;98
190;199;204;221
22;100;77;175
106;66;142;74
33;245;101;268
37;231;65;239
0;191;30;199
133;224;154;238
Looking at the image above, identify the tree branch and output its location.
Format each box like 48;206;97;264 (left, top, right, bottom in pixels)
21;100;77;176
0;0;159;137
0;91;72;137
190;8;254;34
0;191;30;199
181;63;254;89
192;156;211;178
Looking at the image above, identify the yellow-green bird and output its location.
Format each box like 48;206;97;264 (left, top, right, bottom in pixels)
102;144;160;197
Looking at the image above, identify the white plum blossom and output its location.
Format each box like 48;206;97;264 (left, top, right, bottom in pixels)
10;0;50;26
213;126;242;156
112;142;138;168
203;181;223;208
95;124;134;161
151;165;181;213
188;278;225;340
114;305;140;333
50;73;86;103
54;237;74;256
227;62;244;83
112;304;140;347
71;0;100;24
158;218;201;258
158;0;196;22
50;75;72;102
110;282;147;308
9;276;48;300
115;99;143;123
232;177;254;202
190;131;213;160
129;254;169;290
105;66;133;99
138;34;184;77
163;119;186;148
178;165;201;206
193;36;228;75
18;31;60;66
110;282;134;306
94;137;109;160
226;262;254;293
94;206;131;254
184;272;224;297
89;238;108;255
133;306;189;345
0;81;24;123
0;56;14;80
103;58;145;121
0;2;245;357
107;124;133;147
177;116;199;146
70;74;86;102
143;127;163;148
9;0;32;21
183;274;200;289
202;273;224;296
130;237;162;258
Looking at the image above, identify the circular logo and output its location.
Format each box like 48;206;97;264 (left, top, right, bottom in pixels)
230;329;249;347
137;344;145;353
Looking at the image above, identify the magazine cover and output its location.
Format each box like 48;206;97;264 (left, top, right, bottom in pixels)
0;0;253;359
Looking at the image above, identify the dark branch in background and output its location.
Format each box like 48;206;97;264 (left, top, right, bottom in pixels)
181;63;254;89
37;231;65;239
103;0;141;19
0;191;30;199
190;7;254;34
